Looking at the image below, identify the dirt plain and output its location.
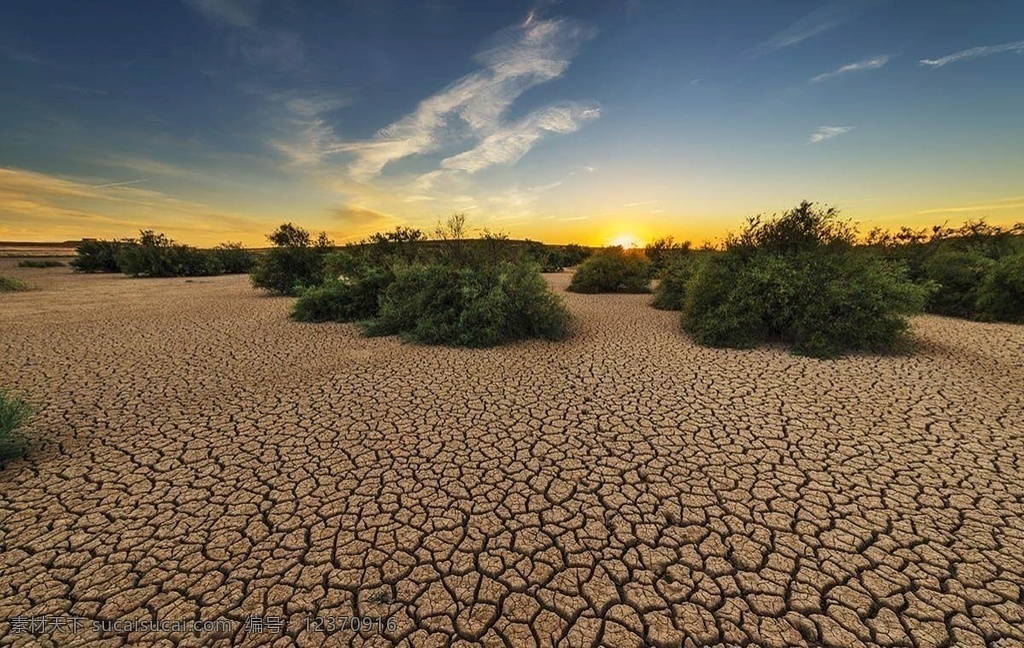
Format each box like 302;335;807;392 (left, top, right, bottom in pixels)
0;260;1022;648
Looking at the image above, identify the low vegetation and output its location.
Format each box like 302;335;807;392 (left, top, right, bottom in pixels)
0;276;30;292
644;236;692;277
250;223;333;295
71;232;256;278
867;221;1024;323
0;390;30;464
567;247;651;294
365;261;571;347
650;254;703;310
677;201;928;358
289;214;573;347
17;259;65;268
71;239;127;272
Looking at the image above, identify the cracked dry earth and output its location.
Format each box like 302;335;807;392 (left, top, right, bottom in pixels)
1;262;1023;648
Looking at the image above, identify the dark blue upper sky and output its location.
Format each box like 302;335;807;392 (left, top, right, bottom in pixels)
2;0;1022;244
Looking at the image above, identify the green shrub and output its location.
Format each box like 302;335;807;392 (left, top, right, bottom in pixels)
0;390;30;463
17;259;65;268
682;255;773;349
291;265;394;323
559;244;592;267
71;239;127;273
358;226;427;265
976;252;1024;323
116;231;216;278
680;202;926;357
73;234;252;277
210;242;257;274
785;253;927;357
366;262;570;347
868;219;1024;320
650;255;703;310
921;249;995;319
0;276;30;292
250;223;332;295
567;247;651;294
523;241;564;272
729;201;856;255
645;236;692;277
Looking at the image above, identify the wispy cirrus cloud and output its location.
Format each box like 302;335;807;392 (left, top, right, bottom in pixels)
0;167;259;240
919;40;1024;68
916;197;1024;215
439;102;600;174
267;91;353;164
273;16;598;183
809;125;854;144
92;178;149;189
752;0;884;57
811;55;890;82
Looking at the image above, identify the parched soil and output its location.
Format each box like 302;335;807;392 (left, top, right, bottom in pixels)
1;263;1023;647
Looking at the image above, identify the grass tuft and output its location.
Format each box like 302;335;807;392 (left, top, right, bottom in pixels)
0;390;31;463
17;260;66;268
0;276;30;292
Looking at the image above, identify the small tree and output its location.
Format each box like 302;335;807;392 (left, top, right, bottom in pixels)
250;223;333;295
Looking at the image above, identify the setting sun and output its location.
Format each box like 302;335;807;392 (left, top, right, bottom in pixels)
609;235;642;249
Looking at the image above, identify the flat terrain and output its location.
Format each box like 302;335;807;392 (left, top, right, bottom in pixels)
1;261;1023;647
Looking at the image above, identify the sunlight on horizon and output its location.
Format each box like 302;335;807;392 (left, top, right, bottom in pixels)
608;234;643;249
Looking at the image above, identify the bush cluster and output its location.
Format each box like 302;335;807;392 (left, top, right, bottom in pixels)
0;390;30;464
650;254;703;310
364;262;570;347
289;216;573;347
645;236;692;277
678;201;928;357
567;247;651;294
0;276;30;293
71;233;256;278
868;221;1024;323
522;242;592;272
71;239;127;272
250;223;333;295
17;259;66;268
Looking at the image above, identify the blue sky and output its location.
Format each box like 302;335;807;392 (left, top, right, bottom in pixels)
1;0;1022;245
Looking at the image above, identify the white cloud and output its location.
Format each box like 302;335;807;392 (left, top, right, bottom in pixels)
265;92;352;165
920;40;1024;67
439;102;600;173
809;125;854;144
811;55;890;82
272;17;598;183
752;0;881;56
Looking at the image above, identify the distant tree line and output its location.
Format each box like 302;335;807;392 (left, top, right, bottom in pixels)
71;231;257;277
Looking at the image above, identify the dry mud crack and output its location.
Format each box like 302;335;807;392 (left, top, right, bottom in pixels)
1;265;1023;647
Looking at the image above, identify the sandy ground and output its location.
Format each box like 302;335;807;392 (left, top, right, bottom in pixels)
1;261;1022;647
